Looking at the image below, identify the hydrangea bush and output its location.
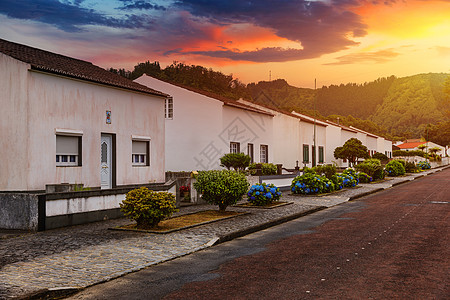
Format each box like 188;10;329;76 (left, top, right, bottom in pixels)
385;160;406;176
417;161;431;170
341;168;359;187
358;172;373;183
247;183;282;206
291;172;335;195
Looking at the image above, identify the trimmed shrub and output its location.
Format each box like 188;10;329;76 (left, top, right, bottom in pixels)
356;159;385;181
247;183;282;206
194;170;249;211
358;172;373;183
313;164;337;179
393;150;425;157
417;161;431;170
385;160;406;176
120;187;178;228
220;153;251;171
248;163;278;175
291;172;335;195
404;161;418;173
372;152;388;161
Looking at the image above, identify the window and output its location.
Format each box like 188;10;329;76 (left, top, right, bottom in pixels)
303;144;309;163
247;143;254;163
260;145;268;163
230;142;240;154
165;97;173;119
318;146;324;163
132;140;149;166
56;135;81;166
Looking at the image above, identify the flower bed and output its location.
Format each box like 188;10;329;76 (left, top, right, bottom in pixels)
291;168;360;195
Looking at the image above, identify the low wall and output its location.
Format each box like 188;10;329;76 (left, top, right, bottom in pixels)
0;193;40;231
1;181;176;231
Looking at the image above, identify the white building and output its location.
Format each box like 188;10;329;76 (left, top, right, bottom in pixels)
0;38;167;192
135;75;274;171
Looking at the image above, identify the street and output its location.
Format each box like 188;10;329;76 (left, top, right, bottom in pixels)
69;169;449;300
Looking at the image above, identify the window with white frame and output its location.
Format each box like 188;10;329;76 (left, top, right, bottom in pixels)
260;144;268;163
132;140;149;166
165;97;173;119
303;144;309;163
56;135;81;166
230;142;240;154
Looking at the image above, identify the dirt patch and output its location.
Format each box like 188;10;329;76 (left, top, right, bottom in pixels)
112;210;248;234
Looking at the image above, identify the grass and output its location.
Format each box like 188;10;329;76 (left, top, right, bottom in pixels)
117;210;245;233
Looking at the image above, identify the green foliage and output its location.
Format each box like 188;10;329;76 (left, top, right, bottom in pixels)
334;138;369;166
312;164;337;179
393;150;425;157
427;121;450;148
220;153;251;171
417;161;431;170
247;183;282;206
291;172;335;195
358;172;373;183
261;163;277;175
194;170;249;211
341;168;359;187
249;163;278;175
372;152;388;161
355;159;385;180
405;161;419;173
385;160;406;177
120;187;178;228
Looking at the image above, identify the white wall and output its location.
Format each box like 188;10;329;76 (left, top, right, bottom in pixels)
222;105;273;164
136;75;225;171
1;57;165;191
299;120;327;168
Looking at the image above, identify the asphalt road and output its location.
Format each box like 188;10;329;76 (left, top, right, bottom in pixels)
68;169;450;300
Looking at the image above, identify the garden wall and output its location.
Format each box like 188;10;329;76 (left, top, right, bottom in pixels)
0;181;176;231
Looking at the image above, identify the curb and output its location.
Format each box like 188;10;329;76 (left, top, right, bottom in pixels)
216;206;327;244
348;188;384;201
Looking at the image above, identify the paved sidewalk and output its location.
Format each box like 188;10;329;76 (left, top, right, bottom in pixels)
0;168;445;299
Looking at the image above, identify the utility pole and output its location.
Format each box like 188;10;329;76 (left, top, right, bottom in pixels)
269;70;271;82
313;78;317;167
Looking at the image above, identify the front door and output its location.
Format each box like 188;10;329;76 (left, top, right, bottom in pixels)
101;134;112;189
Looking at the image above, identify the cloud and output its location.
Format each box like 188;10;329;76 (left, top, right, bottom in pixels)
324;48;400;65
0;0;156;31
117;0;166;11
171;0;368;62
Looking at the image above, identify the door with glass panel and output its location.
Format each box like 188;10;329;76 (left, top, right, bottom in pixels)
100;134;112;189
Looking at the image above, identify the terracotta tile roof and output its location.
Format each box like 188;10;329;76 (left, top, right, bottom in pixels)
138;75;274;117
0;38;167;97
397;141;426;149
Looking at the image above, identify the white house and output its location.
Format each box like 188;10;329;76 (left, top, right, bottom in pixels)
0;38;167;192
397;140;446;157
135;75;274;171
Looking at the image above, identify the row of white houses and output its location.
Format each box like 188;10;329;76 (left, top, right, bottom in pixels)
136;75;393;172
0;38;392;193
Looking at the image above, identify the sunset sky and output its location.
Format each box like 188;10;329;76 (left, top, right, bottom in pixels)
0;0;449;88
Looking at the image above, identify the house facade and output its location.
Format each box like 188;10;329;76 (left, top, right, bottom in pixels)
135;75;274;171
397;140;446;157
0;38;167;192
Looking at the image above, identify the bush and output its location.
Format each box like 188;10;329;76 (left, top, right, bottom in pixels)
331;174;344;190
417;161;431;170
247;183;282;206
393;150;425;157
248;163;277;175
291;172;335;195
194;170;249;211
358;172;373;183
313;164;337;179
220;153;251;171
385;160;406;176
372;152;388;160
120;187;178;228
404;161;418;173
355;159;385;181
341;168;359;187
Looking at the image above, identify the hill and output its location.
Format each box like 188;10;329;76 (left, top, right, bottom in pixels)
109;62;449;141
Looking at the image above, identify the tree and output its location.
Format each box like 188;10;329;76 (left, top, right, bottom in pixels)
220;153;251;171
334;138;369;167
